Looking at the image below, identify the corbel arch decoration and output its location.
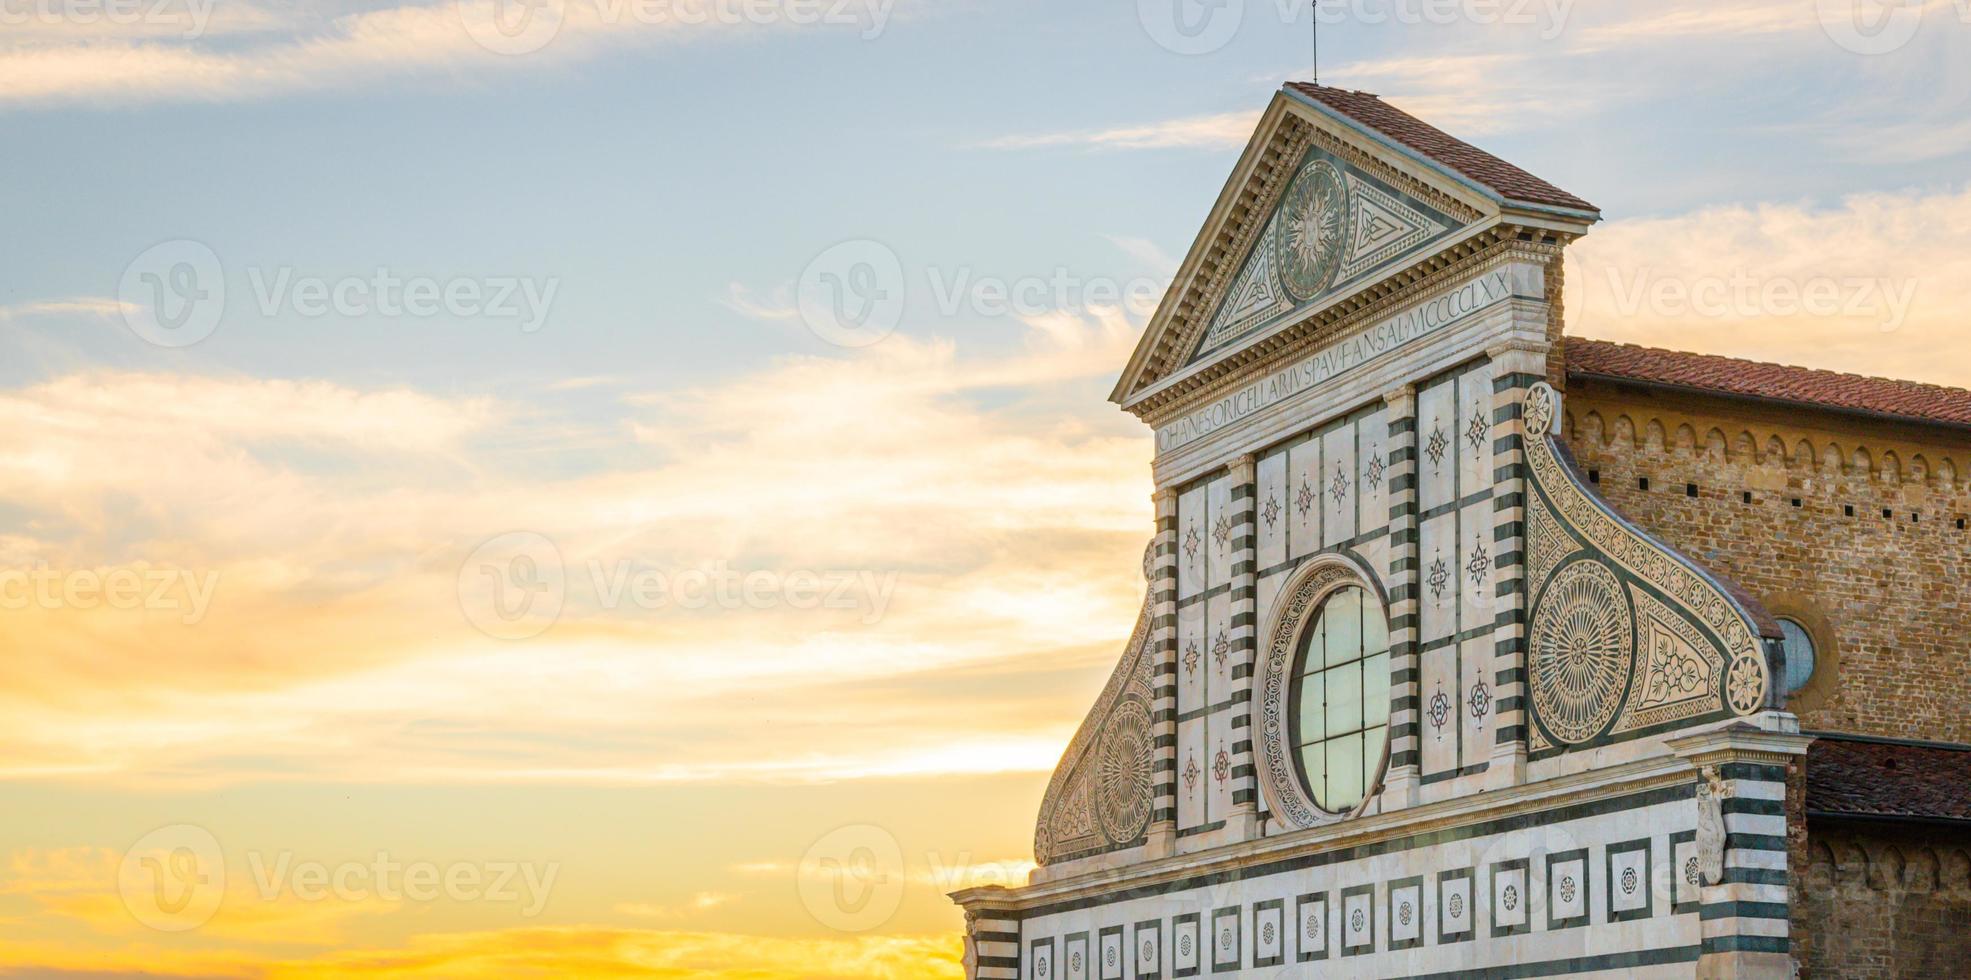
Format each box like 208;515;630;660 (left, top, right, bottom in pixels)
1522;383;1777;756
1255;550;1391;831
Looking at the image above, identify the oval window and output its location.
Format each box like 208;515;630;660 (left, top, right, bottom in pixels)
1290;585;1391;814
1777;618;1817;698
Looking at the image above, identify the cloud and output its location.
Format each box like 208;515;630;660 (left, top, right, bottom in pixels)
0;307;1151;789
718;281;800;322
0;0;905;105
978;110;1261;151
1566;182;1971;386
0;298;138;322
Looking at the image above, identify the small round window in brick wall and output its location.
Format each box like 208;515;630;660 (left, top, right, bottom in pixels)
1777;618;1817;697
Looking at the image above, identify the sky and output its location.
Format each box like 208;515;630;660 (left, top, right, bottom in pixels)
2;0;1969;976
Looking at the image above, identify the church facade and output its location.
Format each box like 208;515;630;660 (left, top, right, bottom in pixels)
951;85;1971;979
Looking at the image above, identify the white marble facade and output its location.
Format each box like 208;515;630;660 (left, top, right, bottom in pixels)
960;85;1804;980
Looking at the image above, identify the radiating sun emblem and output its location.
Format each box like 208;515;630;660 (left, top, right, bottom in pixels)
1274;158;1350;301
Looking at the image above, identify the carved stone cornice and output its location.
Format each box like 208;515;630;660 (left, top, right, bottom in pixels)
1136;234;1567;427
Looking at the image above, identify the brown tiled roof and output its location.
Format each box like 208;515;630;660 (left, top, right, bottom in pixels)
1566;338;1971;430
1807;735;1971;824
1285;83;1597;214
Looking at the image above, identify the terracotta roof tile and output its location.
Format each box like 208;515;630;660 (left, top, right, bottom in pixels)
1285;83;1597;214
1807;735;1971;823
1566;338;1971;430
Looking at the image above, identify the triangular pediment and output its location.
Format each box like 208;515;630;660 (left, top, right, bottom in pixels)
1111;85;1598;412
1190;145;1462;363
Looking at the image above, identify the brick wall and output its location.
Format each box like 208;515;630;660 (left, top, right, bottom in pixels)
1562;379;1971;743
1797;820;1971;979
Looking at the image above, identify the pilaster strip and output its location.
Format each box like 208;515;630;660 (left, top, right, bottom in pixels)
1380;385;1421;809
1150;489;1181;831
1487;351;1546;789
1228;456;1261;817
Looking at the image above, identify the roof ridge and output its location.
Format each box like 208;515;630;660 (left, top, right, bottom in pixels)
1566;337;1971;400
1282;82;1597;215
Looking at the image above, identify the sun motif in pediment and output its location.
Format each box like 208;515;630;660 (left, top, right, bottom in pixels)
1275;159;1350;302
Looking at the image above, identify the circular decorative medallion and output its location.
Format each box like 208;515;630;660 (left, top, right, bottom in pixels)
1274;159;1351;302
1726;654;1767;715
1523;383;1558;438
1685;856;1701;887
1350;908;1365;933
1262;921;1275;944
1399;901;1413;926
1503;885;1519;912
1529;560;1635;744
1560;876;1577;904
1449;893;1464;918
1142;938;1154;960
1305;914;1320;941
1621;867;1638;895
1095;698;1154;844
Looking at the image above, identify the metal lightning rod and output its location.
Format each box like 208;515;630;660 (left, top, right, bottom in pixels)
1312;1;1319;84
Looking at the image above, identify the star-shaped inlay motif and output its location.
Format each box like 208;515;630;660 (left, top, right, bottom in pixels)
1295;480;1318;518
1211;745;1230;786
1363;452;1386;491
1468;681;1491;720
1426;426;1450;468
1183;754;1199;791
1329;462;1350;505
1212;512;1233;548
1427;556;1451;600
1212;629;1230;669
1428;688;1452;733
1466;410;1491;453
1183;640;1200;677
1183;523;1201;561
1262;493;1282;529
1467;541;1491;587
